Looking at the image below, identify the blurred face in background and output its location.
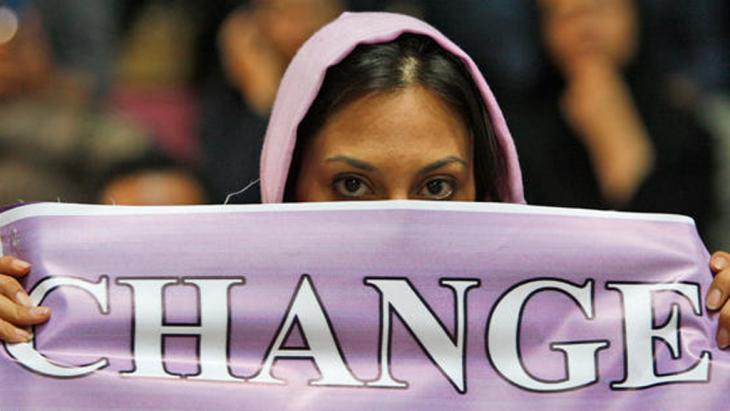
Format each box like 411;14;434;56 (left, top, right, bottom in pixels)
255;0;342;60
539;0;639;72
0;6;51;98
99;171;207;206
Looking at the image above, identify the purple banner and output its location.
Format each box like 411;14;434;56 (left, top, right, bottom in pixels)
0;201;726;410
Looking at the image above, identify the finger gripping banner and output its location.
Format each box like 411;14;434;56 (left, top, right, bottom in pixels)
0;202;725;410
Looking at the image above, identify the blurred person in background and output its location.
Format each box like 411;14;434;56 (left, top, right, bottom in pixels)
508;0;716;239
199;0;342;204
112;0;208;163
31;0;118;98
96;152;210;205
0;0;151;204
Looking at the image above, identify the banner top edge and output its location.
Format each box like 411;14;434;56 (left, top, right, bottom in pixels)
0;201;696;228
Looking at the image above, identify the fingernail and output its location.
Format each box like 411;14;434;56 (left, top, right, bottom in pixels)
11;259;30;271
719;328;730;349
707;288;723;310
31;306;50;316
14;328;32;342
15;291;33;308
713;256;728;271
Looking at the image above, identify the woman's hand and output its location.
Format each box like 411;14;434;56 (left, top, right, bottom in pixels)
0;256;51;343
219;8;285;115
706;251;730;348
560;57;654;207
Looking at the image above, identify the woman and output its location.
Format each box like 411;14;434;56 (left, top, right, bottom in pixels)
0;12;728;348
509;0;715;235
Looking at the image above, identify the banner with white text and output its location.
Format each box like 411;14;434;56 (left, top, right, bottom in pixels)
0;201;725;410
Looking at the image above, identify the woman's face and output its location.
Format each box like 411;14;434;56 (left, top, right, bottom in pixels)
257;0;342;60
295;86;476;202
539;0;638;71
99;171;207;206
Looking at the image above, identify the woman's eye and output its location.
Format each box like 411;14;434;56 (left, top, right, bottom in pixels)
419;178;456;200
333;176;372;198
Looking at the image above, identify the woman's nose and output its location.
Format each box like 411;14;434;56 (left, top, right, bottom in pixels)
384;189;411;200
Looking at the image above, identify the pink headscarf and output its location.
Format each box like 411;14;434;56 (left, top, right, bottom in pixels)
259;11;525;204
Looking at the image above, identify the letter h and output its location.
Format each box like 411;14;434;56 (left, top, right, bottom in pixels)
117;277;245;381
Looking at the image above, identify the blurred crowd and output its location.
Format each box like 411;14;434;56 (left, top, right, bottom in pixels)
0;0;728;247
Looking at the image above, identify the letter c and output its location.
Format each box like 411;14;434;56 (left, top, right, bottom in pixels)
4;276;110;378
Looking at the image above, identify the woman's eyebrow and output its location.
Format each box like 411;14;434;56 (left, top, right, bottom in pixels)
325;155;378;172
417;156;467;176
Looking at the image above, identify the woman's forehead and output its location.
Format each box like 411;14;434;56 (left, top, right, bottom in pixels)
313;86;470;156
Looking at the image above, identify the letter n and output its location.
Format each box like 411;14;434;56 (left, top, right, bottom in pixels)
364;277;479;393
